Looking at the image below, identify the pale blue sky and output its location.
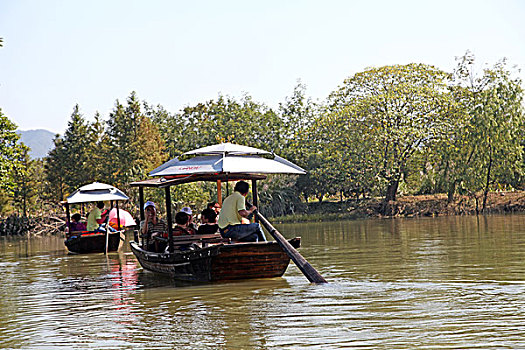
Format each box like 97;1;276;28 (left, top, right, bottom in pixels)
1;0;524;134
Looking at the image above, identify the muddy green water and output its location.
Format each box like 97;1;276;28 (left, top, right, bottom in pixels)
0;215;524;349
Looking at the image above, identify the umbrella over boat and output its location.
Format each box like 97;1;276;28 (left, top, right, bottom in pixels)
108;208;136;227
66;182;129;204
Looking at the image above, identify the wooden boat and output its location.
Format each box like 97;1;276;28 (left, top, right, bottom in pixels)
129;234;300;282
65;230;126;254
128;143;328;283
62;182;129;254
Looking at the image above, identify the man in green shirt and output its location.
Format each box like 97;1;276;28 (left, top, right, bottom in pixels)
86;201;106;231
218;181;266;242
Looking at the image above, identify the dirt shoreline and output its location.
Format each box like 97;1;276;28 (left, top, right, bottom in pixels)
275;191;525;223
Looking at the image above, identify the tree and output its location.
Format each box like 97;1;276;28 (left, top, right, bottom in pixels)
448;54;524;210
160;94;285;154
44;135;68;202
102;92;167;191
277;83;322;202
327;64;452;206
44;105;94;201
0;109;26;198
11;146;34;216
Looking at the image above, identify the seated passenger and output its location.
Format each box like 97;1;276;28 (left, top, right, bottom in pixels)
197;208;219;235
140;201;167;251
86;201;107;231
218;181;266;242
180;206;197;232
70;213;87;232
173;211;196;236
207;201;221;215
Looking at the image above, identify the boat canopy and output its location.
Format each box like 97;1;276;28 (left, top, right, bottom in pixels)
148;143;306;178
183;142;272;156
66;182;129;204
130;173;267;188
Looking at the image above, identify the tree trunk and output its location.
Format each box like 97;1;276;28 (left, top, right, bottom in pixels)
447;181;456;203
381;180;399;215
385;180;399;202
482;152;493;212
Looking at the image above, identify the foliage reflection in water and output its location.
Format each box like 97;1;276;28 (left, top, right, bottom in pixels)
0;214;524;349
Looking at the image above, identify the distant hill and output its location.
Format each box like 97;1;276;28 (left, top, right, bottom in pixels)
17;129;56;159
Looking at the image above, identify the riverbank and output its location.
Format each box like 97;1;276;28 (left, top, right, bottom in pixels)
273;191;525;223
3;191;525;235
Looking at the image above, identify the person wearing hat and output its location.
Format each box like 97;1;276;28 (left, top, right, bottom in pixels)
140;201;167;251
173;210;196;236
180;207;198;232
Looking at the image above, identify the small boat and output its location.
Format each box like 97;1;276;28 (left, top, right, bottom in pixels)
130;234;300;282
63;182;129;254
130;143;326;283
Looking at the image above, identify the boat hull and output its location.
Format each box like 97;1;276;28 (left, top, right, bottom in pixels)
130;238;301;282
65;231;125;254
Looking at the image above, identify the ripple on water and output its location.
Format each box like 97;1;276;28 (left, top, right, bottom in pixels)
1;216;525;349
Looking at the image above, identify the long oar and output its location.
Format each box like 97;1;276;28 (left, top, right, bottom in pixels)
250;204;327;284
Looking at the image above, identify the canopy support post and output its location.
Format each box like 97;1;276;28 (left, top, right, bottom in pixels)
251;179;258;223
139;187;145;221
217;180;222;206
165;187;174;252
65;202;71;233
116;200;121;230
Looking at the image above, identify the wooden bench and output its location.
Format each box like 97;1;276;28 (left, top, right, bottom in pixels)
153;233;228;247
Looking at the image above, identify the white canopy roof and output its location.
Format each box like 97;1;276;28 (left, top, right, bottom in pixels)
183;142;271;156
149;143;305;177
66;182;129;204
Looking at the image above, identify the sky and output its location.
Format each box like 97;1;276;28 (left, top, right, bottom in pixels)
1;0;524;134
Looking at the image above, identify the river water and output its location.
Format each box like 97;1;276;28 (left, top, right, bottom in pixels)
0;214;524;349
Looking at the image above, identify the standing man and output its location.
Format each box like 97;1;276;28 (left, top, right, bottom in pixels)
218;181;266;242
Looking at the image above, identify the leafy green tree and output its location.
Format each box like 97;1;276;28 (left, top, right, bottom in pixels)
327;64;452;206
160;94;285;154
0;109;27;198
44;105;94;201
101;92;167;195
11;146;35;216
451;55;523;210
146;103;185;159
44;135;68;202
277;83;324;202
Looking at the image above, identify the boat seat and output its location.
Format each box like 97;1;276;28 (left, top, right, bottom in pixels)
151;233;227;247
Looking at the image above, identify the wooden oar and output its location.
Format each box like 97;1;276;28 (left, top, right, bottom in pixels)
249;204;327;284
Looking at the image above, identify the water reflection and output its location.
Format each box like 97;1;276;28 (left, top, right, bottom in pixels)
1;215;525;349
